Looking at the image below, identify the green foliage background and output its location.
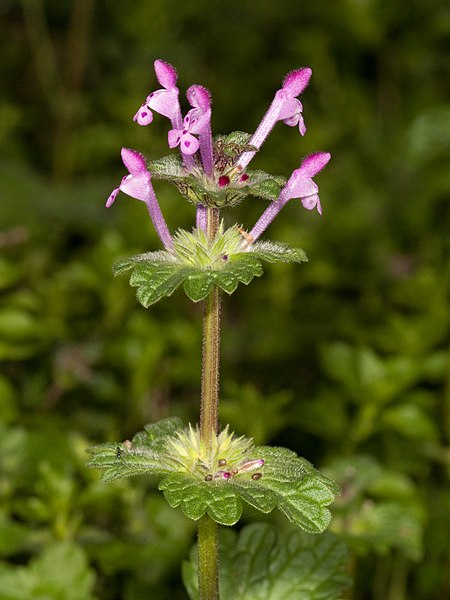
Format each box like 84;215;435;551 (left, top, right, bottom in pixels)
0;0;449;598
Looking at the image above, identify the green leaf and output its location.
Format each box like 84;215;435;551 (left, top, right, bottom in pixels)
250;240;308;263
183;523;350;600
0;541;97;600
87;417;184;482
147;137;288;207
213;254;263;294
246;170;287;201
113;226;309;306
183;272;214;302
382;403;438;441
148;154;186;181
159;473;244;526
114;224;307;308
219;131;253;152
161;446;337;533
253;446;339;533
88;419;339;532
112;250;173;276
325;455;424;561
137;417;185;449
130;263;192;307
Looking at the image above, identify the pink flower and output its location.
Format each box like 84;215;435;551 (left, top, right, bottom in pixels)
106;148;152;206
236;68;312;170
106;148;173;250
133;60;182;129
280;152;331;215
168;112;201;155
248;152;331;242
186;84;214;176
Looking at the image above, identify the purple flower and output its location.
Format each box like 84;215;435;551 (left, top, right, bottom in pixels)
133;60;182;129
236;68;312;171
106;148;173;250
280;152;331;216
106;148;152;207
186;84;214;176
248;152;331;242
185;85;214;230
168;112;201;155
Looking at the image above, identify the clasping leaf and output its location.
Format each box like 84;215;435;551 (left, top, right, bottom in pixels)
113;225;307;306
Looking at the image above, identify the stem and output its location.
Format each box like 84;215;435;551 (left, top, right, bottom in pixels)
198;206;221;600
197;515;220;600
196;204;207;232
200;207;221;448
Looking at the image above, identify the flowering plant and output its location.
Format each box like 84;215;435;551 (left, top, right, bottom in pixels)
88;60;347;600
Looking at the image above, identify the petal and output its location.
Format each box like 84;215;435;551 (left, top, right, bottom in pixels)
148;89;180;119
106;187;120;208
298;113;306;136
277;96;302;121
187;84;211;110
185;107;211;134
300;152;331;178
133;105;153;126
289;175;318;198
154;59;178;89
121;148;148;177
316;197;323;215
180;132;200;155
282;68;312;96
301;193;320;212
120;174;151;202
168;129;182;148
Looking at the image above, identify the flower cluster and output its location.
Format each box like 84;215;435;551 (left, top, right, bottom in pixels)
164;424;265;482
107;59;330;250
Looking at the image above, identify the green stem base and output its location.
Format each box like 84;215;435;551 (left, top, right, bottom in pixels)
197;514;220;600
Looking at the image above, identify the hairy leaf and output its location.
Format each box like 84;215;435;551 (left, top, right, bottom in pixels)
250;240;308;263
88;420;339;532
112;226;306;306
87;417;184;481
246;170;287;202
130;263;192;307
183;523;350;600
148;154;186;181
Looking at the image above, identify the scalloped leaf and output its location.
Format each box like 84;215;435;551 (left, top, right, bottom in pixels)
112;229;260;305
88;420;338;533
113;227;307;306
246;170;287;201
183;272;214;302
147;139;289;206
138;417;185;448
113;251;175;276
86;417;184;481
130;263;192;307
250;240;308;263
148;154;186;181
159;445;337;533
215;131;255;156
254;446;338;533
183;523;350;600
159;473;244;526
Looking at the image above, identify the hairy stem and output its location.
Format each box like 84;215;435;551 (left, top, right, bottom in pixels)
200;207;221;448
197;514;219;600
198;206;221;600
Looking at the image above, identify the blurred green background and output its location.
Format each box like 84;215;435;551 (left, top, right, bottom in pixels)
1;1;449;598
